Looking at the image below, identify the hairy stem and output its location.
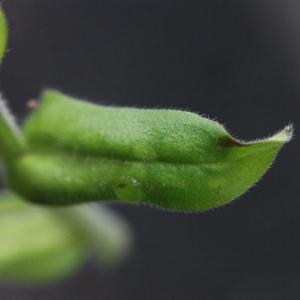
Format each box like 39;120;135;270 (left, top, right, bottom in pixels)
0;95;26;163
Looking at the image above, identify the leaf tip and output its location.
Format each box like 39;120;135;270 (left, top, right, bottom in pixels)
268;124;294;144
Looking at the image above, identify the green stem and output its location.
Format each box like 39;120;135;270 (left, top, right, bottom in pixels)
0;95;26;163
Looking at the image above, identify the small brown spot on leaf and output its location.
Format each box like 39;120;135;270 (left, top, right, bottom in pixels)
116;181;127;189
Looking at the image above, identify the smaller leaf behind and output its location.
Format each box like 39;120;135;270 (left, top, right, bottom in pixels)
0;191;132;283
0;191;85;283
57;204;133;266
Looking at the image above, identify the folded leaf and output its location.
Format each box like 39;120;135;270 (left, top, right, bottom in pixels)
6;90;293;211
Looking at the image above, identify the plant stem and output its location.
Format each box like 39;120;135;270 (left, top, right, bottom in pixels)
0;95;26;163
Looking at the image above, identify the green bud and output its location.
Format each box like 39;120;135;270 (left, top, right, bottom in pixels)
0;191;132;283
5;90;293;211
0;6;8;63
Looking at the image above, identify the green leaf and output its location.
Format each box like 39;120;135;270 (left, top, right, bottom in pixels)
0;191;132;283
6;90;292;212
58;204;132;266
0;191;85;283
0;6;8;63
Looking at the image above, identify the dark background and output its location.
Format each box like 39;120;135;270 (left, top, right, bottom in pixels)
0;0;299;299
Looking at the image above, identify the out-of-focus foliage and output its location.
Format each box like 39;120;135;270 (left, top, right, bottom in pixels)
0;192;85;282
0;6;7;63
0;192;132;283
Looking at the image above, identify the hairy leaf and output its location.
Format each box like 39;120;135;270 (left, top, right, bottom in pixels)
6;90;293;211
